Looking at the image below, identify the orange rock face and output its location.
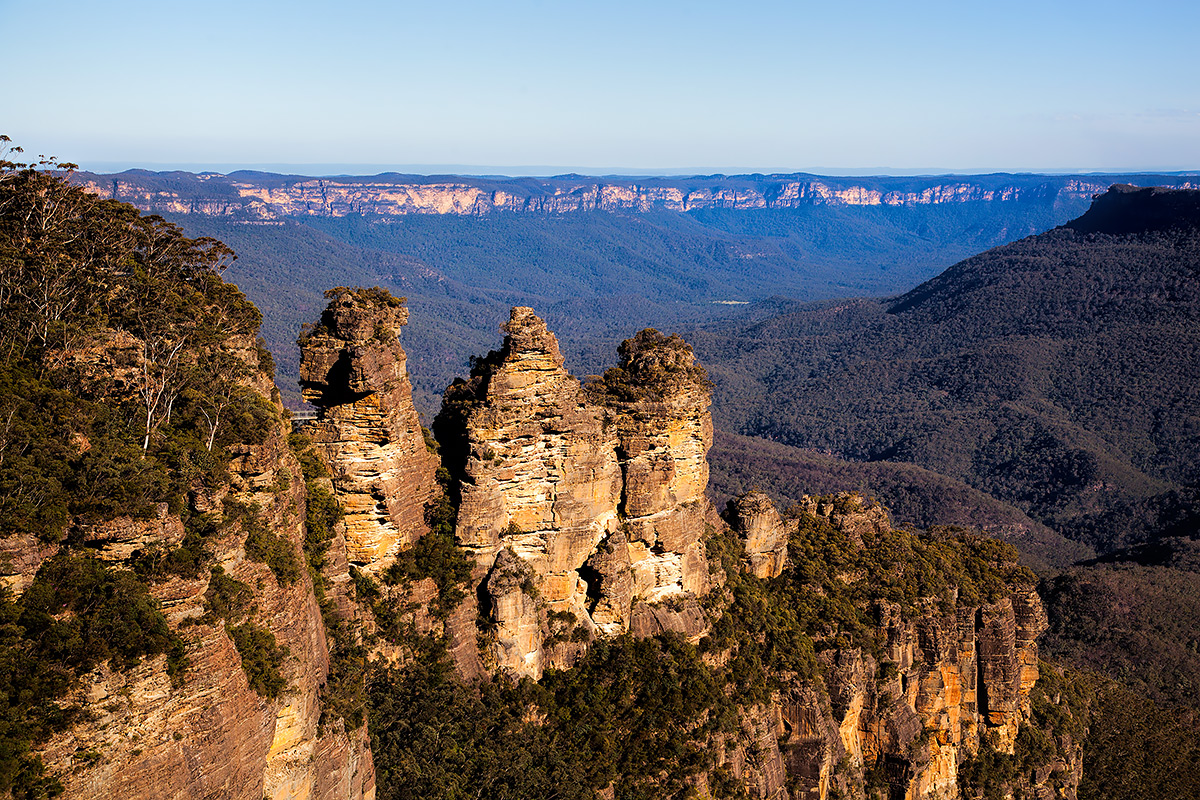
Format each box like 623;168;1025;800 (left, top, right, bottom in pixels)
728;489;789;578
299;288;439;573
437;309;716;677
723;490;1060;800
35;328;375;800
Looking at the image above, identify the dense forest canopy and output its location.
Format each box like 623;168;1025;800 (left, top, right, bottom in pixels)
693;186;1200;558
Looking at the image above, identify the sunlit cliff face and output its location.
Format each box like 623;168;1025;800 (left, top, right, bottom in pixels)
80;174;1161;220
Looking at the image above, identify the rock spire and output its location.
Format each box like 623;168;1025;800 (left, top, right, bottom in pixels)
299;288;438;573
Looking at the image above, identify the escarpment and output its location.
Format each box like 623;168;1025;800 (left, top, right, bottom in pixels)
80;170;1197;221
35;381;376;800
299;287;438;573
13;283;1077;800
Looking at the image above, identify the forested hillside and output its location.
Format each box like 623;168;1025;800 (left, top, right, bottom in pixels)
693;185;1200;557
0;146;329;797
707;431;1089;569
693;187;1200;787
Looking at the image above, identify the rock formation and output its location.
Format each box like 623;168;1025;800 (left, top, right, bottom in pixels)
299;287;438;573
721;490;1068;800
436;309;714;677
31;325;375;800
598;328;714;606
728;489;789;578
293;298;1074;800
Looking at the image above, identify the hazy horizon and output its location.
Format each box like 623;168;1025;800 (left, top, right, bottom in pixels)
78;161;1200;180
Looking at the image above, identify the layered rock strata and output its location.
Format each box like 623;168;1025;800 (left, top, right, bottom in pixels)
722;491;1060;800
34;328;375;800
80;171;1199;221
299;288;438;573
436;309;714;677
728;489;789;578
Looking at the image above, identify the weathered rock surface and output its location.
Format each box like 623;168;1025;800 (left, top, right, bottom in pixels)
484;548;547;676
437;309;716;677
798;492;890;547
75;503;186;562
728;489;789;578
32;326;375;800
601;329;714;606
714;491;1068;800
299;288;438;573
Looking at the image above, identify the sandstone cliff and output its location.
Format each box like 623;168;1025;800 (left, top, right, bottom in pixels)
22;294;1079;800
78;171;1200;221
710;491;1077;800
25;332;375;800
433;309;714;678
299;287;438;574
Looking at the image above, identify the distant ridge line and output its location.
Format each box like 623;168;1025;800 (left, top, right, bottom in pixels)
73;169;1200;221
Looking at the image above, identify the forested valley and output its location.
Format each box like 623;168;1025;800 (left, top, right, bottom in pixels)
2;145;1197;799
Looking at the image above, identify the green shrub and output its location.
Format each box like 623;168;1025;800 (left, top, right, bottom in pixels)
19;554;181;673
227;622;288;699
203;566;254;624
382;478;471;619
368;633;730;800
0;554;185;795
227;500;300;585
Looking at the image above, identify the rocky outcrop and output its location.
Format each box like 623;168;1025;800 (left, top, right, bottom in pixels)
440;307;620;674
598;329;714;606
437;309;715;677
717;489;1067;800
33;330;374;800
728;489;789;578
299;288;438;574
75;503;187;562
484;548;546;676
798;492;890;547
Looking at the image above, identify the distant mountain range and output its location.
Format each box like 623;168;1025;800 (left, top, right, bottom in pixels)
77;169;1198;219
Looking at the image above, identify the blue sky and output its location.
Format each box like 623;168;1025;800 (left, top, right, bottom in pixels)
3;0;1198;174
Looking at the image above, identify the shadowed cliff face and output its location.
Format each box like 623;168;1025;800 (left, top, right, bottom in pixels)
1065;183;1200;235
